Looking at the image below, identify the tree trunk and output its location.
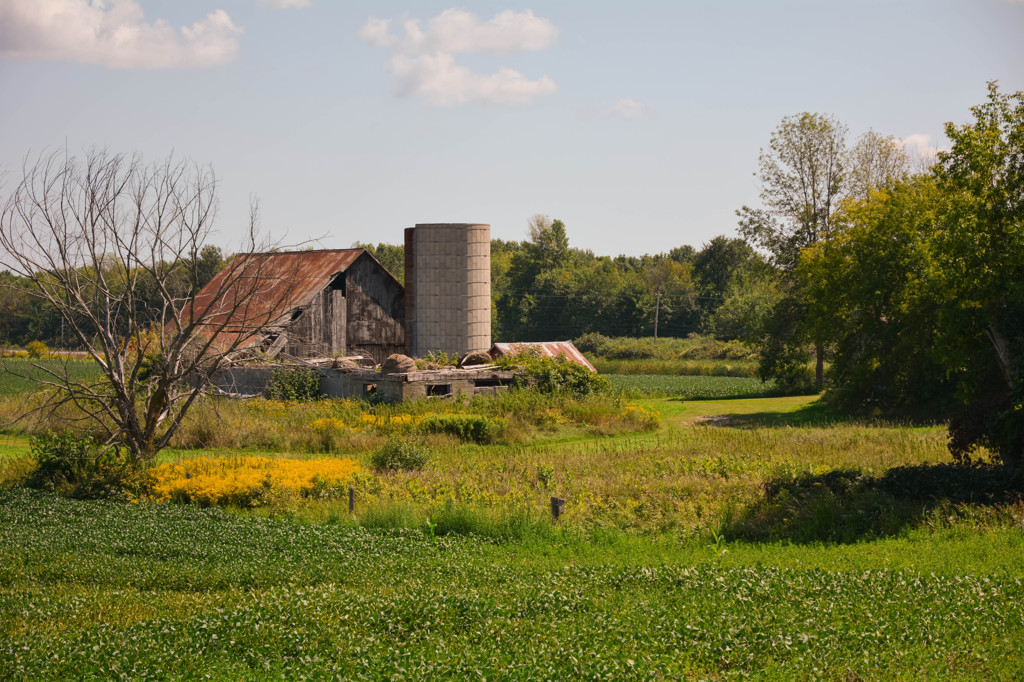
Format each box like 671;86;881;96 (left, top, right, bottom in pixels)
815;341;824;391
1002;447;1021;471
986;324;1016;391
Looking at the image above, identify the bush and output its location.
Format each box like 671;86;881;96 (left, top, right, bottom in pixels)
420;414;498;444
496;353;608;397
573;332;611;354
25;430;140;500
264;366;320;401
370;439;431;472
602;342;659;360
25;340;48;359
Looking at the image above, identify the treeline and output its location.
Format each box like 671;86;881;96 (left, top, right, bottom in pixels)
0;246;226;348
359;223;770;343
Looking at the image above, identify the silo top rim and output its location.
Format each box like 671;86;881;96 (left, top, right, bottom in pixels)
413;223;490;229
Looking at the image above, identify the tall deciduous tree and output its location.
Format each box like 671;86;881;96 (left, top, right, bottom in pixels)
934;82;1024;468
738;112;848;271
0;149;296;463
845;129;910;202
737;112;848;388
799;176;948;414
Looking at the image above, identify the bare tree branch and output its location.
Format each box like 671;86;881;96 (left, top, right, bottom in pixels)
0;148;302;462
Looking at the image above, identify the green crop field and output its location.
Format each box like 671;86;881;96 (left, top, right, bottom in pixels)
606;374;778;399
0;358;101;397
593;357;761;377
2;489;1023;680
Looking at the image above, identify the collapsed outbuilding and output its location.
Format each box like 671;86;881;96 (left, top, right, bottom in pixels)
489;341;596;372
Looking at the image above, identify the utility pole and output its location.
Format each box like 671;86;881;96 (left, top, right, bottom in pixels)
654;286;662;342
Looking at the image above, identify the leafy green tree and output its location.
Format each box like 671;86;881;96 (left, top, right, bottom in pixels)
737;112;849;388
709;267;780;342
738;112;848;271
799;177;950;413
845;130;911;202
355;242;405;284
934;82;1024;468
527;214;570;269
692;236;763;320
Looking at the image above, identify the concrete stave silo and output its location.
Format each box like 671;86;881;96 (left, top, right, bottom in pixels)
404;223;491;358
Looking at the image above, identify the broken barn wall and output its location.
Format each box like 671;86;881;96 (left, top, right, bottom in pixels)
344;252;404;363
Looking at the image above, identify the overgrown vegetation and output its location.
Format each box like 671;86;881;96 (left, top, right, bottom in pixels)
577;334;765;378
263;366;320;401
24;431;141;501
370;439;432;472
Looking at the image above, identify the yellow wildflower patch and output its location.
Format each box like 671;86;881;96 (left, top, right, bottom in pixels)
357;413;424;430
310;417;352;431
151;456;361;507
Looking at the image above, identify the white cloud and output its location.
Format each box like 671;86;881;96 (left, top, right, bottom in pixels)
259;0;312;9
359;9;559;107
901;133;935;152
900;133;951;155
602;98;651;121
0;0;242;69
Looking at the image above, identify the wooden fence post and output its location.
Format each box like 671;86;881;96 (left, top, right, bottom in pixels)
550;496;565;521
348;486;355;513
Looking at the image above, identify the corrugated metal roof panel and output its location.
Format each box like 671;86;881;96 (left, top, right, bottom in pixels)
190;249;365;349
488;341;597;372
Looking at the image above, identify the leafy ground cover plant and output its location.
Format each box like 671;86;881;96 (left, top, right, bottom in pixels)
25;430;142;500
1;490;1023;679
0;358;101;398
419;413;498;443
371;439;432;472
606;374;777;399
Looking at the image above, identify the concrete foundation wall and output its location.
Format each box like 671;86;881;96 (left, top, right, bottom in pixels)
209;368;277;396
209;366;514;403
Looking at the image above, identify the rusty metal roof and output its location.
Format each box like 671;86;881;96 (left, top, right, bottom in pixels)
190;249;366;349
489;341;597;372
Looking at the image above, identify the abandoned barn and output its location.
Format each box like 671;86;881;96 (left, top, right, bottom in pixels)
193;248;405;363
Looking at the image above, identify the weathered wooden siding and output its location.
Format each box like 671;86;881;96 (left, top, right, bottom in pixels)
277;250;403;361
345;252;405;362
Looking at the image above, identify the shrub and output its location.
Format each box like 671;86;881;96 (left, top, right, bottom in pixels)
25;340;48;358
515;356;609;397
371;439;431;472
573;332;611;354
25;430;140;500
602;341;659;360
420;414;497;444
264;366;320;401
495;351;608;397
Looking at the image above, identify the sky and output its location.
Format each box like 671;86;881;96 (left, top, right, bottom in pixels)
1;0;1022;257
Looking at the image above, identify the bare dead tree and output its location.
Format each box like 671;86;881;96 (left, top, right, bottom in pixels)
0;149;301;463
